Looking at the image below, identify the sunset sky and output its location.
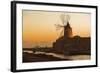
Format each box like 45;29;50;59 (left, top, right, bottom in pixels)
22;10;91;48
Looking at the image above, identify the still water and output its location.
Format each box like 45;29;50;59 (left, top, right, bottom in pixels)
23;51;90;60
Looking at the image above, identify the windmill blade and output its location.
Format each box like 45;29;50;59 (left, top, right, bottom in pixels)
66;15;70;22
60;14;64;25
55;24;64;30
55;27;62;31
61;14;66;25
55;24;64;27
60;14;70;26
59;29;64;38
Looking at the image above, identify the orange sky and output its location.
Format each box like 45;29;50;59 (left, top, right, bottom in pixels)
22;10;91;48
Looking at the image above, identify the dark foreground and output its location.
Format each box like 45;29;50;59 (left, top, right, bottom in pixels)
23;52;70;63
23;51;91;63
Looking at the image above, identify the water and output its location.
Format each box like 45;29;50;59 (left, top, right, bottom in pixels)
23;50;33;53
69;55;90;60
34;51;68;59
23;51;90;60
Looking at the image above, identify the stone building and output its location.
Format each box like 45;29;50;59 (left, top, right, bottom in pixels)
53;21;90;55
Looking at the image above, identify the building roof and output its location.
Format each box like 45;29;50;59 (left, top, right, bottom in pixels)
65;21;71;28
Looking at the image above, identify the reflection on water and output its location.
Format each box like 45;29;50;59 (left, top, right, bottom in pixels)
69;55;90;60
24;50;33;53
34;51;68;59
23;51;90;60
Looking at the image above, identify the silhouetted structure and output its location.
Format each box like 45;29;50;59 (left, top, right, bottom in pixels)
53;21;91;55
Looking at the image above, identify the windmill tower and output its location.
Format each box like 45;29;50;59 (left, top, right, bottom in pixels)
55;14;73;40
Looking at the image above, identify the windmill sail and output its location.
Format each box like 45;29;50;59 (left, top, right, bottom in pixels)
55;14;71;38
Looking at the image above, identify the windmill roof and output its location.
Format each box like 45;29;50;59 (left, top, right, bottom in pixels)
66;21;71;28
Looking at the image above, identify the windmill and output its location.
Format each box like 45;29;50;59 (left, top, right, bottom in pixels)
55;14;72;39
